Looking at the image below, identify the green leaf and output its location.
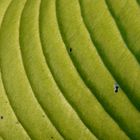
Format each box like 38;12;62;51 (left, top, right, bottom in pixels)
0;0;140;140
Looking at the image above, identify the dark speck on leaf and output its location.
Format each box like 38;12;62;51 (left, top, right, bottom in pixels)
114;83;119;93
115;89;118;93
1;116;3;119
51;136;53;139
69;48;72;52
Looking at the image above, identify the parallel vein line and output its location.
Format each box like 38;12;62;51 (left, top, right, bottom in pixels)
104;0;140;65
0;0;32;139
55;0;131;139
78;0;139;139
0;73;32;140
18;0;64;138
79;2;139;110
38;0;97;138
78;0;140;110
78;0;140;111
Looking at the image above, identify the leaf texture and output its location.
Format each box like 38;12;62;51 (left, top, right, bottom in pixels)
0;0;140;140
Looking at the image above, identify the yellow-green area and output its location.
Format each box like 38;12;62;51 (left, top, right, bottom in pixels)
0;0;140;140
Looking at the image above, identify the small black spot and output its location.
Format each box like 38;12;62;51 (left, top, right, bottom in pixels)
115;89;118;93
114;83;119;93
51;136;53;139
1;116;3;119
69;48;72;52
